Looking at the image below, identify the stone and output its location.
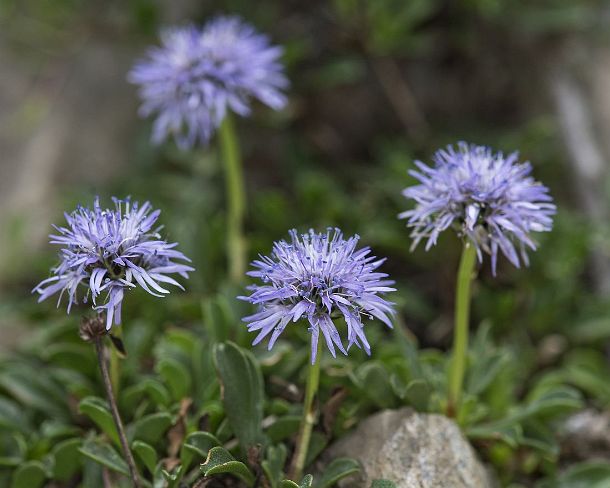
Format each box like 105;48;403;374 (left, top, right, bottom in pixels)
562;409;610;461
322;408;493;488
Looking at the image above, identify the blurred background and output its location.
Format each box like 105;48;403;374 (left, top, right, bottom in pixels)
3;0;610;347
3;1;610;485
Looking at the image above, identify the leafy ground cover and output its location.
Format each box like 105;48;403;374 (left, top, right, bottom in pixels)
2;1;610;487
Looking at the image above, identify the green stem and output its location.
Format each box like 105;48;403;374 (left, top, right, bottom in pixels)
289;340;322;481
447;242;477;418
219;114;246;283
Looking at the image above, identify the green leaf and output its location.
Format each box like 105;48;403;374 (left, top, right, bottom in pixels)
280;475;313;488
316;458;361;488
391;377;430;411
519;420;560;457
522;386;582;418
352;362;396;409
122;378;171;410
300;474;314;487
0;457;22;468
305;431;328;467
262;444;287;488
180;431;221;470
202;296;231;343
0;434;25;466
468;385;582;448
266;415;301;442
10;460;47;488
0;367;67;420
155;358;191;401
393;325;423;379
81;458;104;488
537;461;610;488
568;317;610;343
78;438;129;476
42;343;96;376
41;420;80;441
192;340;217;404
466;348;511;396
52;438;82;481
467;420;523;448
200;446;255;486
371;480;398;488
133;440;157;473
0;396;31;434
163;464;183;488
131;412;173;445
213;342;265;451
78;396;120;447
152;462;166;488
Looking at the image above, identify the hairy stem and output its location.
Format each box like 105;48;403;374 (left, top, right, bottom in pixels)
94;337;141;488
447;242;477;418
219;113;247;283
109;328;122;394
289;340;322;481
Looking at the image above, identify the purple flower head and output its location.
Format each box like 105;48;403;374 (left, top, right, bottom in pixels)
34;197;193;330
128;15;288;149
241;229;395;364
400;142;556;274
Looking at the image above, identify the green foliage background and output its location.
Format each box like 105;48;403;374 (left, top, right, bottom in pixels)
2;1;610;487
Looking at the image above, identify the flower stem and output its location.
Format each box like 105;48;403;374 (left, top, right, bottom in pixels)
219;113;246;284
289;340;322;481
94;337;141;488
447;242;477;418
110;328;122;394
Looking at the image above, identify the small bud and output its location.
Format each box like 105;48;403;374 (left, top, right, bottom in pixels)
79;315;107;342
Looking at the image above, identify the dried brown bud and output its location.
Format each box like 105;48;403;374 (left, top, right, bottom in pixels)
79;315;107;342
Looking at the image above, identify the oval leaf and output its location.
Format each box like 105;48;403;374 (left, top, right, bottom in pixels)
262;444;287;488
52;438;82;481
200;446;255;486
132;440;157;473
0;397;31;434
267;415;301;443
78;439;129;476
131;412;173;445
316;458;361;488
300;474;314;488
156;358;191;401
79;396;120;447
10;460;46;488
280;482;300;488
213;342;264;451
180;431;221;470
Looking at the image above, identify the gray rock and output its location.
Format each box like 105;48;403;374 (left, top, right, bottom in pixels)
562;409;610;461
322;408;493;488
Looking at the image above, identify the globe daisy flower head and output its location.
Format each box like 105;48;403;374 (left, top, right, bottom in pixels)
400;142;556;274
241;229;396;364
34;197;193;330
128;15;288;149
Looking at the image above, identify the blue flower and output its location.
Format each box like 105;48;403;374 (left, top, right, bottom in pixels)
34;197;193;330
241;229;395;363
128;16;288;149
400;142;556;273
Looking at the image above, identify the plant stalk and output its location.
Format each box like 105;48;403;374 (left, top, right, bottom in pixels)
110;328;122;394
447;242;477;418
219;114;246;283
94;337;141;488
289;340;322;481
